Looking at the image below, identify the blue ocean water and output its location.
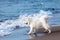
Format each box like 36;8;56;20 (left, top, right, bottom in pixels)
0;0;60;25
0;0;60;40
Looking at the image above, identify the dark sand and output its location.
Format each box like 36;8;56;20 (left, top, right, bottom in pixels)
0;26;60;40
30;26;60;40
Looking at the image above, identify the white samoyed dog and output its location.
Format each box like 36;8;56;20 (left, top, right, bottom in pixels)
24;15;51;34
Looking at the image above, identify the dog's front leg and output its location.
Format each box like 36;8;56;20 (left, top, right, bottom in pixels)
28;27;34;35
44;29;47;32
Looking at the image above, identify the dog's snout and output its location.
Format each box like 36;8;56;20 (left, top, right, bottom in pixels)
26;23;28;24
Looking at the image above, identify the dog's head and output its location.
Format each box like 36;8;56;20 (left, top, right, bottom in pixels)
24;17;31;25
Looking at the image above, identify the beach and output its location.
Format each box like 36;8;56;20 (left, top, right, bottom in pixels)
30;31;60;40
30;26;60;40
0;26;60;40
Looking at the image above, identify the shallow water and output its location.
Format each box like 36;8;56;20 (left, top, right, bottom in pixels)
0;27;46;40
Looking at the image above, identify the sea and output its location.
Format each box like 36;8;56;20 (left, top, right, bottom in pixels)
0;0;60;40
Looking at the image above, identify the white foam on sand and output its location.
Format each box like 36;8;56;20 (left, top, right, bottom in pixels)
0;10;52;36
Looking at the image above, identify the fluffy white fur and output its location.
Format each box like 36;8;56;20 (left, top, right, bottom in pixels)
24;15;51;34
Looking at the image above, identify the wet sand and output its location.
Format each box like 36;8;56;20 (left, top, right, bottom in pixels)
0;26;60;40
30;32;60;40
30;26;60;40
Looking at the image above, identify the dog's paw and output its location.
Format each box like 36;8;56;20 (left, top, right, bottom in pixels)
28;32;32;35
48;30;51;33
